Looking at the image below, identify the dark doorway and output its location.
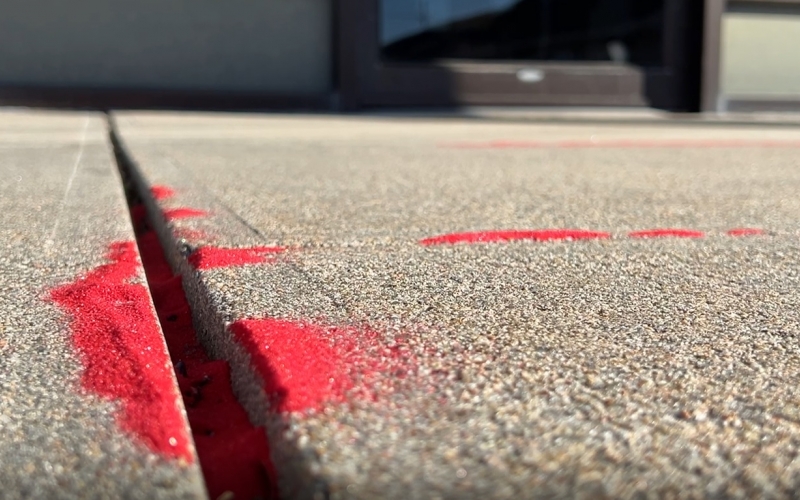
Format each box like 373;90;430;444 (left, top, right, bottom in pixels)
338;0;703;110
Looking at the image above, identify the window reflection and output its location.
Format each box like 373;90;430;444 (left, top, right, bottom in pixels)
381;0;664;66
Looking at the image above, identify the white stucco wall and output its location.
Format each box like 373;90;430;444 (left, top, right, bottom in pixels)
0;0;331;94
721;8;800;98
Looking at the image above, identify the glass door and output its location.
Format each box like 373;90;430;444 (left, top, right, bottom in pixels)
338;0;702;109
381;0;664;64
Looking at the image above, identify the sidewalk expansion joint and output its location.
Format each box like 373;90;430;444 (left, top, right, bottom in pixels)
108;117;278;500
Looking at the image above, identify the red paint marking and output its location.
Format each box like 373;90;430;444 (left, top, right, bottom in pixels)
628;229;705;239
445;139;800;149
230;319;415;414
50;242;193;462
727;228;765;237
420;229;610;246
150;185;175;200
134;207;278;499
188;246;286;270
164;208;208;221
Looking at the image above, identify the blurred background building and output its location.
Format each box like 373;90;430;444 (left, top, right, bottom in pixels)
0;0;797;113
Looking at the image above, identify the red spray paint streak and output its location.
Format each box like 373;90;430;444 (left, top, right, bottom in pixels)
629;229;705;239
133;207;278;500
164;208;208;221
727;228;765;237
420;229;611;246
49;242;194;462
444;139;800;149
230;319;416;414
188;246;286;270
421;227;777;246
150;185;175;200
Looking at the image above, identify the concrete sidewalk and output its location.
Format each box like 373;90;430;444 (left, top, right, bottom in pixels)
113;111;800;499
0;110;206;499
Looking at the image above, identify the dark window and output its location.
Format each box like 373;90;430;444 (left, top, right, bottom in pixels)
381;0;665;66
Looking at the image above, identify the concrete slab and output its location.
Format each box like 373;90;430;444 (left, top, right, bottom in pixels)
0;110;207;499
113;111;800;498
113;112;800;248
206;240;800;499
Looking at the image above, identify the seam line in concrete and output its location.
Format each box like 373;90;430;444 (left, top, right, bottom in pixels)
47;116;90;246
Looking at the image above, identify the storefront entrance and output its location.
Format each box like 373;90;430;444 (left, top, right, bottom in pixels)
338;0;703;110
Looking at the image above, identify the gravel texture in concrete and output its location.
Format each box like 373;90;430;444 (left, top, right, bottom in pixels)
0;110;206;499
113;111;800;499
112;112;800;248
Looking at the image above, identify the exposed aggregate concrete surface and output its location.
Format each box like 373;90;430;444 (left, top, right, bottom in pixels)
113;111;800;499
0;110;206;499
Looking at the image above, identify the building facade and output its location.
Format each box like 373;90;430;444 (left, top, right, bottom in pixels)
0;0;797;112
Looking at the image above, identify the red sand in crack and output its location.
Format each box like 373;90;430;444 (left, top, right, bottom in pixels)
150;185;175;200
188;246;286;270
230;319;415;413
629;229;705;239
134;207;277;500
49;241;193;462
420;229;610;246
727;228;765;237
164;208;208;221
